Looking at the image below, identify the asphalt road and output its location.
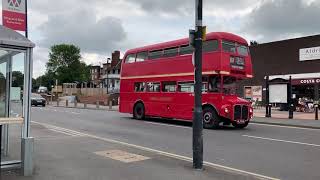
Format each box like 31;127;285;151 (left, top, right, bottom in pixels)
31;106;320;180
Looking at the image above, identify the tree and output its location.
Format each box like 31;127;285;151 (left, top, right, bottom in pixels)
12;71;24;89
46;44;90;85
250;41;259;46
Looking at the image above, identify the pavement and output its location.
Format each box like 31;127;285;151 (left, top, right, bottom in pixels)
251;117;320;129
5;106;318;180
254;108;318;120
2;120;260;180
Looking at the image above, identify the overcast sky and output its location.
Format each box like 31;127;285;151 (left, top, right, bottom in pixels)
1;0;320;77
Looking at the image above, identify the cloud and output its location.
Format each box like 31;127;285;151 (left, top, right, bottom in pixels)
245;0;320;42
125;0;259;17
39;8;127;54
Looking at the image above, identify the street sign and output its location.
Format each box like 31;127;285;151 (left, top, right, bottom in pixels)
2;0;26;31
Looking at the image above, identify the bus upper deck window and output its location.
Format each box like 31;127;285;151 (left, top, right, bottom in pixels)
136;51;148;62
222;40;236;53
180;45;194;55
237;45;249;56
203;40;219;53
149;50;163;60
163;47;179;57
125;54;136;63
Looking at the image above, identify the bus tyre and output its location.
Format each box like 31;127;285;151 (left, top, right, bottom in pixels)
133;103;145;120
203;107;220;129
232;122;249;129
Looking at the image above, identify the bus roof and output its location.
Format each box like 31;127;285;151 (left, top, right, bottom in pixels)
126;32;248;54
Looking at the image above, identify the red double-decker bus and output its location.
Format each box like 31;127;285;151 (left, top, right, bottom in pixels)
119;32;253;128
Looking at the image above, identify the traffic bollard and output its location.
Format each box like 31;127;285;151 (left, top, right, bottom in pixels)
315;104;319;120
109;100;112;110
66;100;69;107
96;101;100;109
57;99;59;107
84;103;87;109
74;100;77;108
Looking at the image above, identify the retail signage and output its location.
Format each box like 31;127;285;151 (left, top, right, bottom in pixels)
244;86;262;101
300;46;320;61
2;0;26;31
292;78;320;85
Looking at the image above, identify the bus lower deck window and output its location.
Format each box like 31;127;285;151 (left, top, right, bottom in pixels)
162;82;176;92
146;82;160;92
134;82;145;92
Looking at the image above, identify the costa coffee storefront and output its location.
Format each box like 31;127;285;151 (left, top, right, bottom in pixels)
267;74;320;101
239;34;320;103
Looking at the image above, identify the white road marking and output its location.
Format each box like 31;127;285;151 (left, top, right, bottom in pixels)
33;121;84;137
32;121;279;180
143;121;191;129
48;128;81;137
243;135;320;147
35;107;81;115
251;123;320;131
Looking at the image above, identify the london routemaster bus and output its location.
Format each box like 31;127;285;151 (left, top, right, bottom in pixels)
119;32;253;129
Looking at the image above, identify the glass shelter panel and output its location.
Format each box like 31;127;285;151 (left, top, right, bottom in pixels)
0;49;26;162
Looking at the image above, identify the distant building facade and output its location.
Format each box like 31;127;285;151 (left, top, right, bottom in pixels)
89;65;101;87
102;51;122;93
239;34;320;103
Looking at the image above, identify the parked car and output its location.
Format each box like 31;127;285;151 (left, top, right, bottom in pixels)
31;93;46;107
37;86;48;93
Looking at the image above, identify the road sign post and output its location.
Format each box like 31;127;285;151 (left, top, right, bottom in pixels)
191;0;204;170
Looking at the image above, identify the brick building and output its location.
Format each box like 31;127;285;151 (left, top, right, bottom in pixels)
239;34;320;104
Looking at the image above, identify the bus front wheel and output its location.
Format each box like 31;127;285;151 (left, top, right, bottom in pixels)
203;107;220;129
133;103;145;120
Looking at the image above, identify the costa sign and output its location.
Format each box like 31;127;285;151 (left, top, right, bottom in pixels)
292;78;320;85
2;0;26;31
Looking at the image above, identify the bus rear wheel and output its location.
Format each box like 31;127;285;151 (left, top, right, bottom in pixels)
203;107;220;129
133;103;145;120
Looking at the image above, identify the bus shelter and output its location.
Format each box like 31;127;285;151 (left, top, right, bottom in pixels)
0;25;34;176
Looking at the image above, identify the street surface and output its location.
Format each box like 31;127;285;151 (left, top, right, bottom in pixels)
31;106;320;180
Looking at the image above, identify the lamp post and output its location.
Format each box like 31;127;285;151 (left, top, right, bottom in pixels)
190;0;204;170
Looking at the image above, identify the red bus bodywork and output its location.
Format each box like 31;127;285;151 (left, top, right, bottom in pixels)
120;32;253;127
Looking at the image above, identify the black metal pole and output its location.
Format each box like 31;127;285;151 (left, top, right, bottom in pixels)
265;76;270;117
288;76;293;119
0;125;2;175
315;84;319;120
192;0;203;170
25;0;28;38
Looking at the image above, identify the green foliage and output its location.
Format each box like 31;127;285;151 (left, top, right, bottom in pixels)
250;41;259;46
34;44;90;90
12;71;24;89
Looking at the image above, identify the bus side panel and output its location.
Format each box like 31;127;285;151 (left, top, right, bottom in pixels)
119;79;135;114
174;93;194;121
203;93;223;116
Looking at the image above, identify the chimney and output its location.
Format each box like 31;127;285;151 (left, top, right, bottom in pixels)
111;51;120;67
